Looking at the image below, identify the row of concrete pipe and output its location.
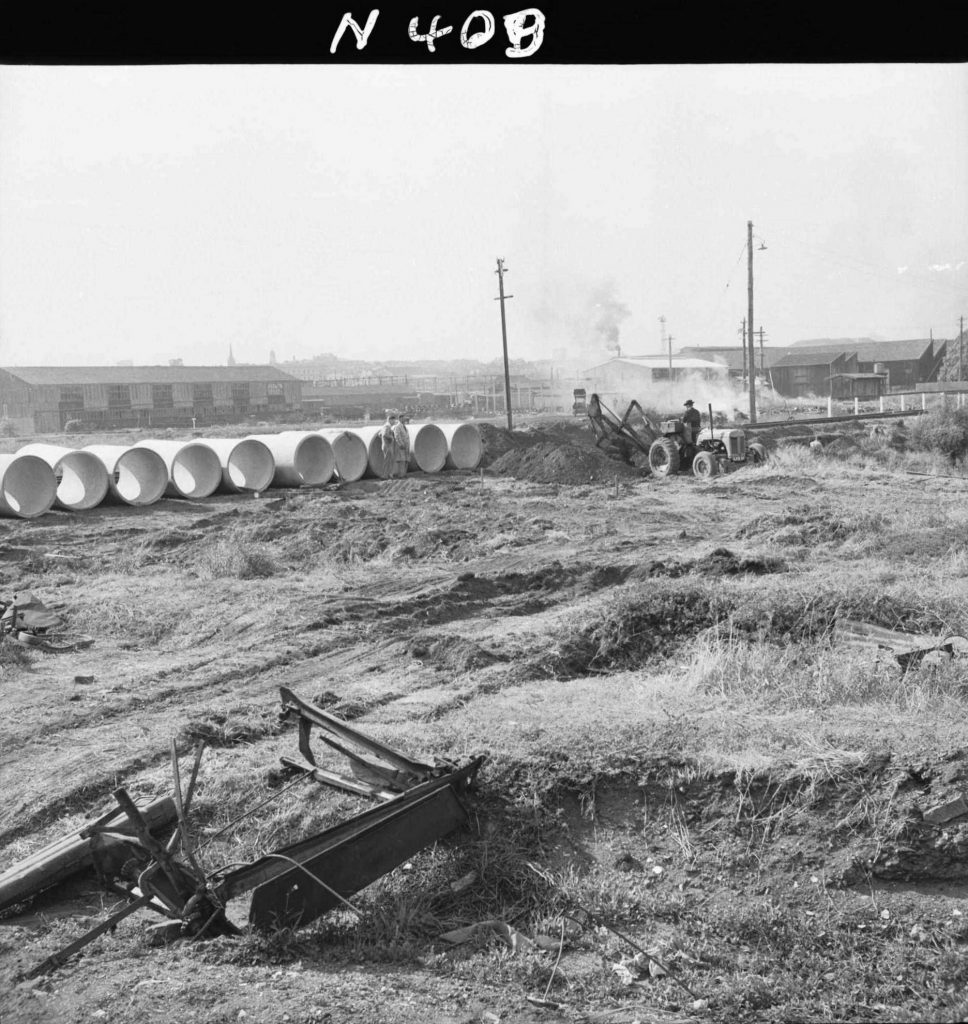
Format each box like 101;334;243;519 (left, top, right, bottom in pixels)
0;423;483;519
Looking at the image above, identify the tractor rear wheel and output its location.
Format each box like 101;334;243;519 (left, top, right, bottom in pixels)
749;442;768;465
692;451;719;479
648;438;681;476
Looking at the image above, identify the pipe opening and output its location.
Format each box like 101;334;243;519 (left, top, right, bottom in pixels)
410;424;448;473
443;424;484;470
292;435;335;486
0;456;57;518
224;440;275;492
51;452;109;510
318;431;368;483
170;444;223;499
114;449;169;505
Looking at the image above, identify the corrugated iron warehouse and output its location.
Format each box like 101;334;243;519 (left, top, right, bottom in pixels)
0;366;303;433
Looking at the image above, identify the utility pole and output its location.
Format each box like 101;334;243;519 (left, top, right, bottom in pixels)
667;336;674;379
758;326;766;377
494;258;514;430
739;318;746;387
747;220;757;423
961;315;965;381
660;316;668;374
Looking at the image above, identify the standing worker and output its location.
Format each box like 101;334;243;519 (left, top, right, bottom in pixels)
380;412;399;478
392;414;411;478
682;399;701;444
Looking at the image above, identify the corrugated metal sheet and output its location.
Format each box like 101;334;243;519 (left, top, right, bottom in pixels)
83;383;108;410
130;384;152;408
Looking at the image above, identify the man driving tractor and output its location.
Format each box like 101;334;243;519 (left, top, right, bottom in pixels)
682;399;702;444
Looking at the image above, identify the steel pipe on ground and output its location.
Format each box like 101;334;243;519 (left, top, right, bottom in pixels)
0;454;58;519
316;430;368;483
17;444;110;511
197;438;275;493
83;445;169;506
139;440;223;499
437;423;483;470
246;432;335;487
407;423;448;473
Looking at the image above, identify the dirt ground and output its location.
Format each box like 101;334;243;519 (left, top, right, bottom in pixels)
3;415;968;1023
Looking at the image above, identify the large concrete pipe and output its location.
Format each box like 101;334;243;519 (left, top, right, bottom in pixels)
83;445;169;506
246;432;335;487
139;439;223;499
407;422;448;473
316;429;368;483
437;422;484;470
0;454;58;519
17;443;110;511
346;426;395;479
197;438;275;494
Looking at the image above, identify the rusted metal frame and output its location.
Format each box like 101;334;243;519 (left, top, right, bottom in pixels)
111;789;197;902
281;686;436;781
594;399;653;457
20;893;154;980
280;755;399;801
296;714;410;790
248;785;468;930
216;757;483;907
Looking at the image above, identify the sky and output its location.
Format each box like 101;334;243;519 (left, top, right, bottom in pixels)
0;63;965;368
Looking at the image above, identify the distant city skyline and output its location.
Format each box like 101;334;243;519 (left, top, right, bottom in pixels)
1;64;965;368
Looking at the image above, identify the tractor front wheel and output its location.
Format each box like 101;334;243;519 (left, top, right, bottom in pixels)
692;451;719;479
648;438;681;476
749;442;768;465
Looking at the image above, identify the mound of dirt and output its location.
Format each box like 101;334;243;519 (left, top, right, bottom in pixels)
407;636;504;673
737;504;882;545
629;547;785;580
490;442;646;485
478;420;599;466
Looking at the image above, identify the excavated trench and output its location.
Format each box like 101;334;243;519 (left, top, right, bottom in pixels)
496;750;968;892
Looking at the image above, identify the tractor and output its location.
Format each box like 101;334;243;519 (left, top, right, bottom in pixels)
587;395;767;478
647;414;767;478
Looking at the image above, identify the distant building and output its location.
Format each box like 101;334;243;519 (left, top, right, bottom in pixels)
675;346;796;379
582;356;728;403
227;345;237;367
769;350;858;398
0;365;303;432
792;338;943;391
771;339;945;397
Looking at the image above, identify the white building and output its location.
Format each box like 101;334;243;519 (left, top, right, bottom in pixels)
583;356;728;400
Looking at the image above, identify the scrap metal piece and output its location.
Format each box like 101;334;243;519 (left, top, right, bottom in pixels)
279;685;439;790
218;758;483;932
279;755;399;801
835;619;968;669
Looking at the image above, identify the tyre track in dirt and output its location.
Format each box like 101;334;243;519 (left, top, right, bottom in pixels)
0;555;651;847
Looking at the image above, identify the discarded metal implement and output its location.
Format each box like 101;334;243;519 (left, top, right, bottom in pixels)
835;619;968;670
16;687;482;977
